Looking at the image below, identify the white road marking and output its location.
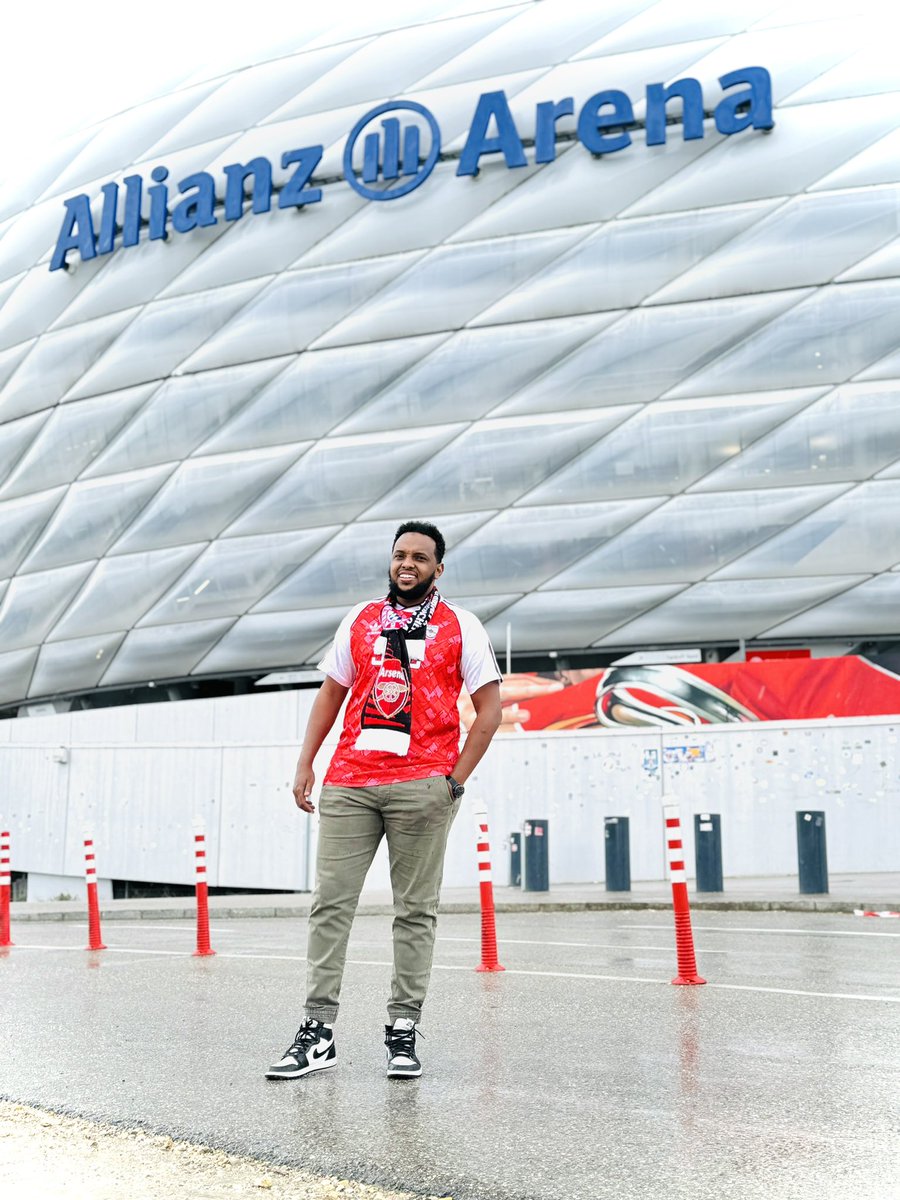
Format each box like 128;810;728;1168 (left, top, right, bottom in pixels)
9;945;898;1003
8;945;186;956
437;936;732;954
63;923;238;933
624;924;900;939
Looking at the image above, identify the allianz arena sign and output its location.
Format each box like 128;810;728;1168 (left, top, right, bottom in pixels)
50;66;773;272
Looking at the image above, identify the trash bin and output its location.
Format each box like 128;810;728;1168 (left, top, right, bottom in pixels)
604;817;631;892
523;819;549;892
694;812;723;892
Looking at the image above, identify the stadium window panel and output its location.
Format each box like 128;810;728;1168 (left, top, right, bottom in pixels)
667;279;900;397
713;479;900;578
764;573;900;638
483;585;684;653
194;607;352;675
654;188;900;303
48;545;206;642
546;485;848;587
317;231;582;346
42;82;221;200
478;203;774;323
694;382;900;490
0;386;153;500
203;336;446;452
0;647;39;705
229;425;462;535
0;488;67;578
336;317;608;435
0;310;136;419
627;95;900;216
66;280;269;399
137;528;338;626
368;408;634;517
22;466;176;573
0;564;94;651
495;291;804;416
593;576;866;645
521;390;816;504
29;633;127;697
82;362;285;477
184;255;418;372
111;446;304;554
252;512;492;612
100;618;235;686
444;500;661;595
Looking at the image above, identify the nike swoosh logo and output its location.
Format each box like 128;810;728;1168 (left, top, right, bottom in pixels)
311;1043;332;1061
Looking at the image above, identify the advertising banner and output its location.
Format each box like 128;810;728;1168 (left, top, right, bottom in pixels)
464;657;900;733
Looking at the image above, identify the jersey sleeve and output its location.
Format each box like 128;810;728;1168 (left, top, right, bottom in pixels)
317;603;366;687
456;608;503;694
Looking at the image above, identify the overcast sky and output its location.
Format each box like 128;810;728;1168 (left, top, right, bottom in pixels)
0;0;467;169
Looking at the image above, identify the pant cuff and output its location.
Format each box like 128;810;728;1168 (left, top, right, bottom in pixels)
388;1006;422;1022
305;1007;338;1022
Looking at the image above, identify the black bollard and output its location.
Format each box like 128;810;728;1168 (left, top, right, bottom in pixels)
509;831;522;888
796;810;829;894
604;817;631;891
523;819;549;892
694;813;723;892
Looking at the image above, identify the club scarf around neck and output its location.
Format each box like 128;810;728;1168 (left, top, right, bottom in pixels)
354;589;441;756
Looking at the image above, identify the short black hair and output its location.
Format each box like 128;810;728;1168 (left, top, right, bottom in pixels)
393;520;445;563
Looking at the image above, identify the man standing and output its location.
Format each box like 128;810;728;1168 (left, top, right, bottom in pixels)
266;520;502;1081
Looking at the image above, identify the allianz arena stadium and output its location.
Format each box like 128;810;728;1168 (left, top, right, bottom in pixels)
2;0;900;715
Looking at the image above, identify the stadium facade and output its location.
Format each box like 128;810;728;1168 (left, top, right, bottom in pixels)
2;0;900;715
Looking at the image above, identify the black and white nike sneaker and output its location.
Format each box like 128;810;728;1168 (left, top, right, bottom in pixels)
265;1019;335;1079
385;1018;422;1078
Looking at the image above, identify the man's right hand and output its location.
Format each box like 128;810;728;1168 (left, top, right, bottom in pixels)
293;761;316;813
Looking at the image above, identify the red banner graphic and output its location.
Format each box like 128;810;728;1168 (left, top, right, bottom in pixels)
466;658;900;733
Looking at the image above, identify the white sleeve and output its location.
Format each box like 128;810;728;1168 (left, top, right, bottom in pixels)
317;603;366;687
456;607;503;694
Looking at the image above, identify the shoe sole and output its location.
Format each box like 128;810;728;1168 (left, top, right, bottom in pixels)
387;1067;422;1078
265;1057;336;1080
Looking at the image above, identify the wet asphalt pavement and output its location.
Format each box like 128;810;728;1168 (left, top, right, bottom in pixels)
1;909;898;1200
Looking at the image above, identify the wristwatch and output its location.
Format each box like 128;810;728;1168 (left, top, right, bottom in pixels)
446;775;465;800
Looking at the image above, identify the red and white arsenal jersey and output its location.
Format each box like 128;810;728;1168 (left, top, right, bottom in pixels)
318;596;501;787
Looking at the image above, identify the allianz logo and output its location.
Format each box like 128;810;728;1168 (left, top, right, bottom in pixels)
50;67;772;272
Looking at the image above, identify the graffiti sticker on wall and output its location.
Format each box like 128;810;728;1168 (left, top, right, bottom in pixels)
663;743;715;765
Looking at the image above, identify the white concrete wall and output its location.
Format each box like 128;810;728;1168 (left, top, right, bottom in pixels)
0;693;898;895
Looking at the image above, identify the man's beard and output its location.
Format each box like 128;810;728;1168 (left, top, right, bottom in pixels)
387;571;436;606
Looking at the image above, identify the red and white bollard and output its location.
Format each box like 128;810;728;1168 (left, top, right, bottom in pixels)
1;828;13;948
83;832;107;951
192;821;215;957
473;806;504;973
663;802;705;986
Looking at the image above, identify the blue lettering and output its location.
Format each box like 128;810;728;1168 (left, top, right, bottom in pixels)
715;66;774;135
457;90;527;176
48;67;775;271
50;194;96;272
535;98;574;164
171;171;218;233
224;157;272;220
646;78;705;146
279;146;323;208
148;166;169;241
577;90;633;155
122;175;142;248
97;182;118;254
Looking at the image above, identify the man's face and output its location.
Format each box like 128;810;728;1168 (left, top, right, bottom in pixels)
389;532;444;605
